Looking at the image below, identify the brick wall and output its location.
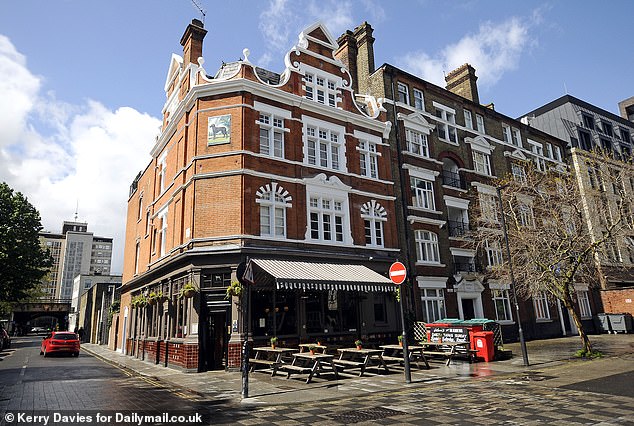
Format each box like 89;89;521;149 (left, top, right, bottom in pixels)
601;289;634;315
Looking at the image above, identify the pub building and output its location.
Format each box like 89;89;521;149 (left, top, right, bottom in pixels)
119;19;401;372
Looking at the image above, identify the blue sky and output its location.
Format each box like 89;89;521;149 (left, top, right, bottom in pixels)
1;0;632;273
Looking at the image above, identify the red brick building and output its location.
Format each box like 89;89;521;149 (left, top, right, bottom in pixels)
118;20;399;372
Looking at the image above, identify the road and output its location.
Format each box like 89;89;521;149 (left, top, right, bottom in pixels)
0;336;222;425
1;336;634;425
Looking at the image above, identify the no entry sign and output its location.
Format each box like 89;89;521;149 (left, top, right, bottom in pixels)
389;261;407;285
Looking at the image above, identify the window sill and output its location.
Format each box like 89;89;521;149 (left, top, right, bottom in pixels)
415;262;446;267
535;319;553;323
497;320;515;325
409;207;444;215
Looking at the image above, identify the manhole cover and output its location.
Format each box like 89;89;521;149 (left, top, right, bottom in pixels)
330;407;403;424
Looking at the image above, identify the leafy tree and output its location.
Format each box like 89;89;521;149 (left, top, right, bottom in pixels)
0;182;52;310
471;152;633;357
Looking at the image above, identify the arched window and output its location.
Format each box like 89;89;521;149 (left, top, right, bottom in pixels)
361;201;387;247
256;183;292;238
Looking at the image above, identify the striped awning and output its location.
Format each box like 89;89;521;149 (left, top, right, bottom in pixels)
243;258;395;292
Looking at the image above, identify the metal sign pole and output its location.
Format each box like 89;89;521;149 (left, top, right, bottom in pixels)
398;284;412;383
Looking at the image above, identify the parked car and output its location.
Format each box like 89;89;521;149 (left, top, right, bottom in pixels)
0;327;10;350
40;332;80;357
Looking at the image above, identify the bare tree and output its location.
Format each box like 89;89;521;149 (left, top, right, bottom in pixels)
471;151;633;356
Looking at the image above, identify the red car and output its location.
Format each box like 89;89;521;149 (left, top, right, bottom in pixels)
40;331;80;357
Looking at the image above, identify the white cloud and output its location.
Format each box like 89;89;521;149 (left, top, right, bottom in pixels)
398;16;534;89
0;35;161;274
259;0;293;52
0;35;41;148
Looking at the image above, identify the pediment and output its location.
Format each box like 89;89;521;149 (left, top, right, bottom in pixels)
164;53;183;92
465;135;495;154
504;149;528;161
303;173;351;191
300;21;339;51
397;112;435;133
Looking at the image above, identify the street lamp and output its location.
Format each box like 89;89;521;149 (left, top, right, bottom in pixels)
496;185;529;366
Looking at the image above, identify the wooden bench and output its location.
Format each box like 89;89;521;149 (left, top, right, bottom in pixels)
332;359;367;376
281;364;312;375
248;358;280;376
381;355;404;363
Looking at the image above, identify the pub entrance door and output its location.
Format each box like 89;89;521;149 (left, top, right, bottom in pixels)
203;310;228;371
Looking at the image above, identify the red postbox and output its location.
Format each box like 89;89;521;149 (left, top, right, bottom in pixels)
472;331;495;362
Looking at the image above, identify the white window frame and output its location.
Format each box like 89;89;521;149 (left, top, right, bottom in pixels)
502;124;512;144
413;88;424;110
433;102;458;144
420;287;446;323
361;201;386;248
518;202;535;228
491;287;513;322
528;139;546;172
472;150;492;176
303;116;347;172
256;182;292;239
476;114;486;133
355;130;382;180
512;128;522;147
464;109;473;130
533;292;551;320
397;82;409;105
411;177;436;210
405;129;429;158
486;240;504;267
305;175;352;245
255;101;291;159
479;192;500;223
303;68;339;107
577;290;592;319
511;163;527;183
415;230;441;264
156;206;168;257
158;152;167;194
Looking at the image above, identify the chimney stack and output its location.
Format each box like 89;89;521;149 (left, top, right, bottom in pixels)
335;31;359;92
335;22;376;95
180;19;207;66
445;64;480;104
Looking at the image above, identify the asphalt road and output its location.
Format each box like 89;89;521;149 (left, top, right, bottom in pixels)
0;336;218;425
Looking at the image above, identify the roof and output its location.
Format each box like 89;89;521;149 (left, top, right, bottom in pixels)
523;94;634;129
243;259;395;292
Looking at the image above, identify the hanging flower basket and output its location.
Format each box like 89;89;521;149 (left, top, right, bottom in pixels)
180;283;197;299
225;281;243;299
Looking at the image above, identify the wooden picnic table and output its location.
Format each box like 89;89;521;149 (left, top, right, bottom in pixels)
249;347;297;376
418;341;473;366
380;344;430;370
281;352;339;384
298;343;328;354
333;347;389;376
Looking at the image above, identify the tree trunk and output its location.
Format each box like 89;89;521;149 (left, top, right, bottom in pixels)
563;296;593;355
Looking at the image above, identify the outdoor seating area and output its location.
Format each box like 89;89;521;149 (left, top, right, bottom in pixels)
248;337;482;384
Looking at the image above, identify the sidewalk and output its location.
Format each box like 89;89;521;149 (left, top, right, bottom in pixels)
82;334;634;406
